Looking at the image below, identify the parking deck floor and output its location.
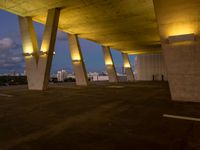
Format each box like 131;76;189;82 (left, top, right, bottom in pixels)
0;82;200;150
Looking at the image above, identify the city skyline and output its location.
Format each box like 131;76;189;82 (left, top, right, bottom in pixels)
0;10;135;74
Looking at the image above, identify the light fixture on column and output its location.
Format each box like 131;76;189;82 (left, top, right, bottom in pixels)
39;51;48;56
72;59;81;63
168;33;195;44
72;53;81;63
23;52;35;57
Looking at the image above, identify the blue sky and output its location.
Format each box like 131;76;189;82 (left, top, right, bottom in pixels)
0;10;135;74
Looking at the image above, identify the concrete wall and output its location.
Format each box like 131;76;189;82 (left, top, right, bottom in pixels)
134;54;167;81
153;0;200;102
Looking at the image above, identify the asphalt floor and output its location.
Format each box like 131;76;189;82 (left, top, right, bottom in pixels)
0;81;200;150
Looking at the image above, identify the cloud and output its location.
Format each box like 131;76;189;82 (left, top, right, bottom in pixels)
0;37;24;72
0;38;15;50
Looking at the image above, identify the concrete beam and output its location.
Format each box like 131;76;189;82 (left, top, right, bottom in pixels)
19;8;60;90
68;34;88;86
153;0;200;102
122;53;134;81
102;46;118;83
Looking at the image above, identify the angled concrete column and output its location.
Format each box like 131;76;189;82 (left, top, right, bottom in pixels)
154;0;200;102
122;53;134;81
19;8;60;90
68;34;88;86
102;46;118;83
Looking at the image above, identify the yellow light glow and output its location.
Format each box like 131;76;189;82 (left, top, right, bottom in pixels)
40;41;49;53
40;49;48;53
124;63;131;68
105;60;113;65
165;23;196;37
40;41;49;57
24;45;34;54
72;54;81;61
125;50;161;55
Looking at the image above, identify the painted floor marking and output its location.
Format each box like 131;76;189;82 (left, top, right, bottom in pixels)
163;114;200;122
0;93;13;97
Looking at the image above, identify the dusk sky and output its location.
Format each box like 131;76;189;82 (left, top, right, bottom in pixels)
0;10;135;74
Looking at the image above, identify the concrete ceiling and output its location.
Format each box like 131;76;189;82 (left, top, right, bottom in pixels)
0;0;161;54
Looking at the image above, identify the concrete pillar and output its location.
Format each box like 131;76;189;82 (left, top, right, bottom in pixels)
122;53;134;81
102;46;118;83
19;17;39;90
19;8;60;90
68;34;88;86
153;0;200;102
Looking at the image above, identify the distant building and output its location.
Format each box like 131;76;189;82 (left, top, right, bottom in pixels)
88;72;109;81
9;71;16;76
117;73;127;82
57;70;68;81
67;73;76;79
23;70;27;76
